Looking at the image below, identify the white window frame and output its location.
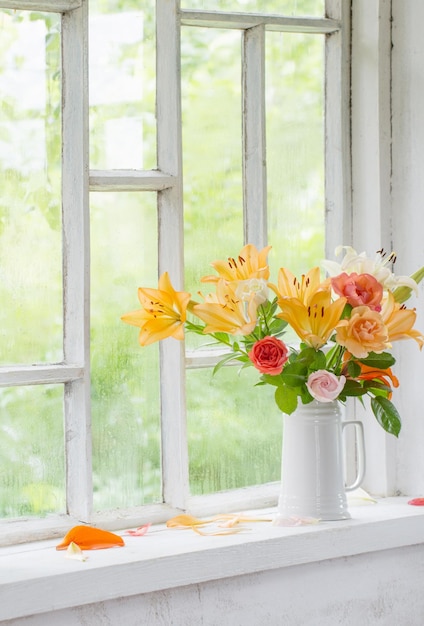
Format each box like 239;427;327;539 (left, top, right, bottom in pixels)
0;0;351;545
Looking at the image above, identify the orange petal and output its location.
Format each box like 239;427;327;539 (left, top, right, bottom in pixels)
56;525;125;550
166;514;213;529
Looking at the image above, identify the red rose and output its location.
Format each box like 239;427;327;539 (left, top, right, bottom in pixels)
248;336;289;375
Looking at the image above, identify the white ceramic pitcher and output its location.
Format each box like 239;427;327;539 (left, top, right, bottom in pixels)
275;400;365;522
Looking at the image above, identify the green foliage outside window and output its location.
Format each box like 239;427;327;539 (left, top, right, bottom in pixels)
0;0;325;518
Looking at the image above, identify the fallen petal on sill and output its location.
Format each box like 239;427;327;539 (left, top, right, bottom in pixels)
273;516;320;527
192;526;245;536
56;525;125;550
166;514;213;529
65;541;87;562
166;513;268;535
347;487;378;505
214;514;272;528
125;523;152;536
408;497;424;506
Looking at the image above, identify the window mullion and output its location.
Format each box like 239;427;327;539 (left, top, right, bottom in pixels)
242;24;267;248
0;0;81;11
61;0;92;521
324;0;352;256
156;0;189;509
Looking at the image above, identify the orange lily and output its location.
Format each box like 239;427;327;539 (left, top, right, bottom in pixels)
201;243;271;283
356;363;399;389
342;351;399;397
192;279;258;335
121;272;191;346
381;291;424;348
357;364;399;399
275;290;347;349
269;266;324;304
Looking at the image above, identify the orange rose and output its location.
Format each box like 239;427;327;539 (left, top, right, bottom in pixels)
335;306;389;358
331;272;383;311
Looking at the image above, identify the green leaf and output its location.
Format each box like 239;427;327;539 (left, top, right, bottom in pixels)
371;396;402;437
347;360;361;378
341;380;367;397
267;318;288;335
281;362;308;388
362;380;391;394
213;332;232;344
296;347;325;368
260;373;283;387
275;384;298;415
212;352;241;376
358;352;396;369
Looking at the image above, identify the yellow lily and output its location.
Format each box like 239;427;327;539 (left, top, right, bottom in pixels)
268;266;324;304
121;272;191;346
201;243;271;283
276;290;347;349
381;291;424;348
193;279;258;336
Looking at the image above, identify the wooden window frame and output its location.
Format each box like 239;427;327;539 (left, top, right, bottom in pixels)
0;0;350;545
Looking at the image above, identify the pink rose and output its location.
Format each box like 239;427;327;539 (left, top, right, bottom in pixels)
331;272;383;311
306;370;346;402
248;336;289;375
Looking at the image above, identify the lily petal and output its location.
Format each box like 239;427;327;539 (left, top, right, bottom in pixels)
65;541;87;562
201;244;271;283
125;523;151;536
56;525;125;550
193;279;258;335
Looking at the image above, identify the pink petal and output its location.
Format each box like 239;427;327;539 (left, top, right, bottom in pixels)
408;498;424;506
125;523;151;536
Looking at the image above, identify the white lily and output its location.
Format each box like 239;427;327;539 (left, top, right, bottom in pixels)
322;245;419;295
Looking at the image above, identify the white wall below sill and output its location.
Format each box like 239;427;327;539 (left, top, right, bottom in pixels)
1;497;424;624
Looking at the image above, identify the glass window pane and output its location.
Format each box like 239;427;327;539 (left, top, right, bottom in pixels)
181;0;325;16
90;192;161;510
0;385;65;518
181;27;243;350
266;32;325;276
187;366;282;494
89;1;156;170
0;11;62;365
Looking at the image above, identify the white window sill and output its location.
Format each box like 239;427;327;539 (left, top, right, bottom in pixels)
2;496;424;622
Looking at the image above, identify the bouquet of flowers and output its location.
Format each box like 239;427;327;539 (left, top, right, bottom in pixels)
122;244;424;437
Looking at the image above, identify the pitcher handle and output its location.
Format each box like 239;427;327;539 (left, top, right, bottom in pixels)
342;420;366;492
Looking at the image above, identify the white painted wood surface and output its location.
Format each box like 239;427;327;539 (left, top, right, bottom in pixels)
0;0;80;10
2;499;424;623
351;0;392;253
242;25;267;248
391;0;424;497
156;0;189;511
324;0;352;257
180;10;340;33
349;0;397;498
0;365;83;387
61;0;92;522
89;170;175;192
